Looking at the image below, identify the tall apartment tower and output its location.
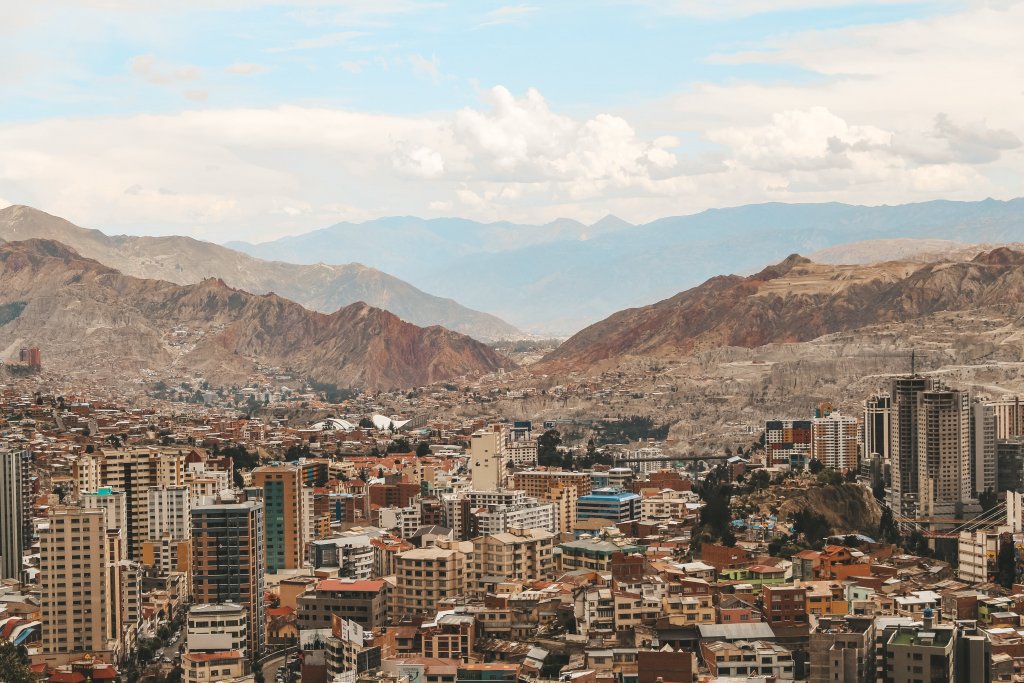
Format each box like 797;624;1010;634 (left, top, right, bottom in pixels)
75;448;186;560
811;411;860;470
889;376;932;516
970;401;997;498
39;507;113;662
142;485;193;578
469;426;505;491
863;393;892;461
917;388;971;517
0;449;25;581
191;499;266;657
252;464;304;572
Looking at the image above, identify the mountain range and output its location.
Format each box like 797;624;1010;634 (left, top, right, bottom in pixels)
229;198;1024;335
536;248;1024;373
0;205;521;341
0;238;511;389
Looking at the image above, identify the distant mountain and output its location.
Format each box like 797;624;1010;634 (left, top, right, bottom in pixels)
0;239;512;389
536;248;1024;373
0;205;521;341
228;199;1024;335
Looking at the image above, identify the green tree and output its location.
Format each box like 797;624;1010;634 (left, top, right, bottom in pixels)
808;458;824;474
980;488;999;513
416;441;431;457
537;429;562;467
998;533;1017;589
0;642;33;683
878;507;899;545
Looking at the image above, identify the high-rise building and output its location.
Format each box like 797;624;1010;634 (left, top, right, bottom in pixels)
971;401;997;497
996;439;1024;493
469;426;505;491
863;393;891;460
0;449;26;581
916;387;971;516
191;499;266;656
74;448;186;559
764;419;813;469
889;376;932;516
142;486;193;578
39;507;114;662
989;396;1024;440
576;488;641;523
252;463;305;572
811;411;860;470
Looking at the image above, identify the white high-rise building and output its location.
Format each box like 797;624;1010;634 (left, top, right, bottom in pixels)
811;411;859;470
469;426;505;491
0;449;25;581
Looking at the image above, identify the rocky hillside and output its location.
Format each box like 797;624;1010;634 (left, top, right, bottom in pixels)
0;239;513;388
736;480;882;537
538;248;1024;373
0;205;521;341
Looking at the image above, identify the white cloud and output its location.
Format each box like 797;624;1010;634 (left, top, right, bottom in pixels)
266;31;365;52
631;0;933;19
476;4;538;28
225;62;269;75
408;53;441;83
129;54;200;84
339;59;368;73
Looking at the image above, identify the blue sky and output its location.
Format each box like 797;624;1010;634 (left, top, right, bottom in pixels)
1;0;1021;241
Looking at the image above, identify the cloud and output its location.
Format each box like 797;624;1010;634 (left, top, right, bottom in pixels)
267;31;365;52
339;59;369;73
225;62;269;75
476;4;539;28
392;143;445;178
631;0;933;19
408;53;441;83
129;54;200;84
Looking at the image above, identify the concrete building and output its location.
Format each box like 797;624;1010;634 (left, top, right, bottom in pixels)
762;585;808;628
989;396;1024;440
186;602;248;655
808;615;875;683
74;447;186;560
0;448;26;581
576;488;641;523
470;527;556;594
191;499;266;656
883;612;956;683
765;419;813;470
182;650;248;683
917;387;971;516
889;376;932;517
252;463;305;572
997;438;1024;493
811;411;860;470
864;393;892;461
469;426;505;491
393;538;473;619
700;640;795;679
297;578;390;631
511;470;592;499
38;507;116;663
971;401;997;497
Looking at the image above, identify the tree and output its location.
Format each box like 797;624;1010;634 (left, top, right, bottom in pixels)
980;488;999;513
537;429;562;467
808;458;824;474
416;441;431;457
998;533;1017;589
0;642;33;683
878;507;899;545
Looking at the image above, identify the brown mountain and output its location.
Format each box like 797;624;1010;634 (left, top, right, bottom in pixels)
0;238;512;389
537;249;1024;373
0;205;522;341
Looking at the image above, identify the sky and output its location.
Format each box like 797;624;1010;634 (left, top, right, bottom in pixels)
0;0;1022;242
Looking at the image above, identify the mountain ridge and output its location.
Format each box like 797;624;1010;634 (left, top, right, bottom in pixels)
535;248;1024;373
0;205;522;341
0;238;513;389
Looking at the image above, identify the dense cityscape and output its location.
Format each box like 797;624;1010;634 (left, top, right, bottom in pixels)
4;347;1024;683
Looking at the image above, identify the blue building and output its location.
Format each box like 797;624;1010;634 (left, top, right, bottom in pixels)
576;487;641;523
